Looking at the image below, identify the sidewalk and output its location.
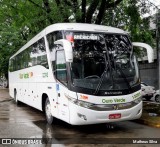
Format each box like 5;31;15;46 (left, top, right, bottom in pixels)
0;88;12;102
135;101;160;128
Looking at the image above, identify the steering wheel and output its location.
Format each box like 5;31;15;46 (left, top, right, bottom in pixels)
85;75;100;79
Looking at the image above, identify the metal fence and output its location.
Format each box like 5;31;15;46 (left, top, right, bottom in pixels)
139;61;159;89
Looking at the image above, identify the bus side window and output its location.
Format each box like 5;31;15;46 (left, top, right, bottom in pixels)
37;38;49;69
12;59;14;71
28;47;33;67
47;31;63;70
23;50;29;68
56;50;67;86
9;59;13;72
47;31;63;51
31;42;38;66
20;53;24;69
16;54;21;70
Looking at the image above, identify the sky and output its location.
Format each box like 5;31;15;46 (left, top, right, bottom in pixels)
142;0;160;18
149;0;160;14
150;0;160;7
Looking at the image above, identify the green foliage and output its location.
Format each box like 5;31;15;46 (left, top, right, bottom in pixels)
0;0;157;79
103;0;154;45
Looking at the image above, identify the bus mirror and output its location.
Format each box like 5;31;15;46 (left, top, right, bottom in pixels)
54;39;73;62
132;42;154;63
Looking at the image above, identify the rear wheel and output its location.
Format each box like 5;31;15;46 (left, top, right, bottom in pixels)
155;95;160;103
45;98;54;124
14;90;20;105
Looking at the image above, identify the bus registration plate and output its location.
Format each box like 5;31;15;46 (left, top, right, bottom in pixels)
109;113;121;119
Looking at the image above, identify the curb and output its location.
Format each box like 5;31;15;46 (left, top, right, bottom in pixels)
133;119;160;128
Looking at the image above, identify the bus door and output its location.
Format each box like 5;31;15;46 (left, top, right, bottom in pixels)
55;49;70;122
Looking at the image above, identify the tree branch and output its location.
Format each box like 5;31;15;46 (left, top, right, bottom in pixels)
86;0;100;23
55;0;60;6
81;0;86;23
73;0;81;22
64;0;72;6
27;0;45;10
106;0;123;8
21;31;27;41
95;0;123;24
55;0;69;22
95;0;106;24
42;0;53;23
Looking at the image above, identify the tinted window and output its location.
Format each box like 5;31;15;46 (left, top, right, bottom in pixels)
47;31;63;51
23;50;29;68
47;31;63;71
16;54;21;70
56;50;67;85
37;38;48;68
10;37;49;72
28;38;49;68
9;59;13;72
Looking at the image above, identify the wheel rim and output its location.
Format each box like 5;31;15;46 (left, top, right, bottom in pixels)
46;101;52;120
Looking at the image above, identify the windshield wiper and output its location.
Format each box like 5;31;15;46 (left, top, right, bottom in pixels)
94;36;115;95
94;65;108;95
116;66;132;90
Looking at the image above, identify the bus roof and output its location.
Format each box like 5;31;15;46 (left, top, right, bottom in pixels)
45;23;126;34
10;23;126;59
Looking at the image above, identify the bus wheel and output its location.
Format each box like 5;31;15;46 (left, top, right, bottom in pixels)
14;90;20;105
14;90;17;104
45;98;53;124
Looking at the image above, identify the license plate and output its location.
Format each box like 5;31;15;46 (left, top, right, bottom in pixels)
109;113;121;119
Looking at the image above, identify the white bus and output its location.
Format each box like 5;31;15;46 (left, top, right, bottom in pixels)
9;23;154;125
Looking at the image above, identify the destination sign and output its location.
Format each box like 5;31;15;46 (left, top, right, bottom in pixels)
74;34;100;40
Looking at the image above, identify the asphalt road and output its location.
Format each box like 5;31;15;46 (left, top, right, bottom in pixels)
0;89;160;147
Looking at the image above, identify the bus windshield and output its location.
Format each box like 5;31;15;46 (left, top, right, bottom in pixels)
65;31;139;91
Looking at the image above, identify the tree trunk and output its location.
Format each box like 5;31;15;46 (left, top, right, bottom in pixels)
86;0;100;23
81;0;86;23
95;0;106;24
43;0;53;24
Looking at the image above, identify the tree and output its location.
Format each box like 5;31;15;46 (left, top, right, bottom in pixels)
102;0;155;45
0;0;157;80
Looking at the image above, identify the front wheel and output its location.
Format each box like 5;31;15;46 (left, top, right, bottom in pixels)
45;98;54;124
155;95;160;103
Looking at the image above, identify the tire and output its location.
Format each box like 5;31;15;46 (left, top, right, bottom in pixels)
155;95;160;103
14;90;17;104
45;98;54;124
14;90;19;105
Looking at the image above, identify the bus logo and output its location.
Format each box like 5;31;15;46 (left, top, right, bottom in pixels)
80;95;88;100
19;72;33;79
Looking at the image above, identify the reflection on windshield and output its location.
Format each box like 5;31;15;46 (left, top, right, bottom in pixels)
65;32;139;91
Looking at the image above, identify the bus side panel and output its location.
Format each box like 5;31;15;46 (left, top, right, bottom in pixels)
9;70;28;103
22;66;46;110
23;66;58;116
9;72;14;98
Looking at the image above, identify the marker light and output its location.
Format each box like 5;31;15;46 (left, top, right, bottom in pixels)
66;35;74;43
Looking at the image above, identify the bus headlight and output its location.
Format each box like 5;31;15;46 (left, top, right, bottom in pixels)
133;97;142;104
68;97;93;108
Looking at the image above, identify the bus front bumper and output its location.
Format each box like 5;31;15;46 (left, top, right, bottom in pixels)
69;101;142;125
